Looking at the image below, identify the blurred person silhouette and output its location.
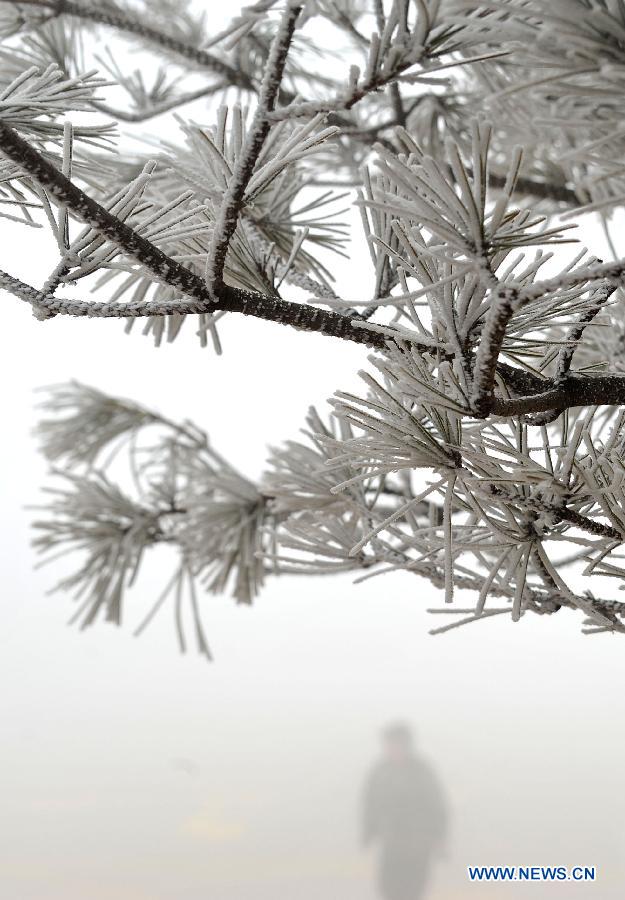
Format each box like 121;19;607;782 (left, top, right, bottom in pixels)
361;722;449;900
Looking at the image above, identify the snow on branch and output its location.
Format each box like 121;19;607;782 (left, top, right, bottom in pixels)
4;0;625;648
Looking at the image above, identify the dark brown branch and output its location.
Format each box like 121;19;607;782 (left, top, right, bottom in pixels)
93;83;228;124
556;507;621;540
6;1;588;218
471;275;625;419
4;123;625;415
206;2;302;291
486;483;621;541
491;371;625;417
555;285;615;382
489;171;579;206
0;266;394;350
486;359;625;418
8;0;255;89
0;122;393;347
471;284;519;416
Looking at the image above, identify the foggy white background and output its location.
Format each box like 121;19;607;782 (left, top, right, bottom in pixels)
1;5;625;899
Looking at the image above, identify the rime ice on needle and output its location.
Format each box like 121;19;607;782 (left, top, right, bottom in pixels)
2;1;625;650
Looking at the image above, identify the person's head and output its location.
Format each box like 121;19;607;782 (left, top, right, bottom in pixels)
381;722;414;761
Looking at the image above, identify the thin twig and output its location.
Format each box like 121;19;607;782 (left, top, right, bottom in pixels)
93;83;228;123
205;1;302;292
0;121;388;347
7;0;255;89
471;283;519;416
4;125;625;415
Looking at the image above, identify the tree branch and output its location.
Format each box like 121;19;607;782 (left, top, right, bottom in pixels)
0;266;396;350
489;171;579;206
205;1;302;291
491;372;625;417
472;273;625;418
470;284;519;416
93;83;228;124
555;285;615;382
0;121;394;347
487;483;622;541
7;0;255;89
520;283;613;426
4;122;625;416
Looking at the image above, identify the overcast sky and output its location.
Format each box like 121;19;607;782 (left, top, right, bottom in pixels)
1;5;625;899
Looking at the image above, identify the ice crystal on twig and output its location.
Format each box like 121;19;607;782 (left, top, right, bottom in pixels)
1;0;625;648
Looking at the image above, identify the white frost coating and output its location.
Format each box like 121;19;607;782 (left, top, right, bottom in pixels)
1;0;625;649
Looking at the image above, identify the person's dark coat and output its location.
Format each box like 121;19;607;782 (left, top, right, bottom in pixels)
361;754;448;900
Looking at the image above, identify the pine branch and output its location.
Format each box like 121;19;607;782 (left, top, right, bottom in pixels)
2;115;624;418
8;0;625;644
487;483;622;541
472;275;625;418
471;284;519;417
0;120;390;346
93;82;228;123
205;1;302;292
491;172;579;207
2;115;625;418
0;263;394;346
490;374;625;417
6;0;255;89
554;285;616;383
